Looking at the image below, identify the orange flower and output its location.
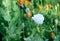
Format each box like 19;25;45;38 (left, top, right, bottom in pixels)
46;4;52;10
51;32;55;38
38;6;42;10
25;0;31;5
26;12;32;18
18;0;24;5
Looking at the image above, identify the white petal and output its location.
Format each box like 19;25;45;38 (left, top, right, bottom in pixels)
32;14;44;24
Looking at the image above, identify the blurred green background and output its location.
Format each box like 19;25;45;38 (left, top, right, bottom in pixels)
0;0;60;41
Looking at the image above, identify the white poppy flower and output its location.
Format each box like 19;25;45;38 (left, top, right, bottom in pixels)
55;19;58;24
25;8;30;13
32;14;44;24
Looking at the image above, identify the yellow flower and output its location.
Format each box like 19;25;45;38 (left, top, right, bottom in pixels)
25;0;31;5
46;4;52;10
18;0;24;5
38;6;42;10
26;12;32;18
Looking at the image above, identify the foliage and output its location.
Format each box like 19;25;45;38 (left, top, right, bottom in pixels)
0;0;60;41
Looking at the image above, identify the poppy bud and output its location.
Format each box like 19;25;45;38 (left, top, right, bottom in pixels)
51;32;55;38
53;18;58;25
55;19;58;25
57;3;59;7
55;6;57;11
25;8;30;13
22;23;25;28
